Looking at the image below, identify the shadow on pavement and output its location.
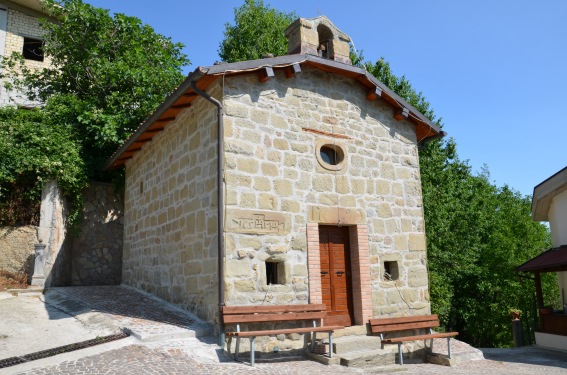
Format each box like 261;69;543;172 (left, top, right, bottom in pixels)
481;346;567;369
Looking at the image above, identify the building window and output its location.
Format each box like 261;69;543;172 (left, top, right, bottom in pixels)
320;145;343;165
315;139;347;171
22;37;44;61
384;261;399;281
266;261;282;285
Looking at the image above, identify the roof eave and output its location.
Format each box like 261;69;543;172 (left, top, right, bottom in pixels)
105;54;444;170
531;166;567;221
103;67;207;170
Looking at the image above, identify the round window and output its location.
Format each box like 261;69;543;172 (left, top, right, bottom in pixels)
315;139;347;171
320;145;343;165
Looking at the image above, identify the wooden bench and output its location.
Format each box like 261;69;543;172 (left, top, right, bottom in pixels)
222;304;343;366
369;314;458;365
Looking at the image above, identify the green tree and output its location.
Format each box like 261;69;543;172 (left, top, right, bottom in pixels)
3;0;189;177
0;107;86;226
219;0;296;63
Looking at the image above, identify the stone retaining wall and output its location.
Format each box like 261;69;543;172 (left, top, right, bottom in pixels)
70;182;124;286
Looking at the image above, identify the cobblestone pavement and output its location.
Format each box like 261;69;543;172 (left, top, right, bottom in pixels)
8;286;567;375
53;286;210;339
11;338;567;375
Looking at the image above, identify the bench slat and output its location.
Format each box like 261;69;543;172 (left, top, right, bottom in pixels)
381;332;459;343
223;304;327;315
369;314;439;325
223;311;326;324
370;320;439;333
226;325;344;337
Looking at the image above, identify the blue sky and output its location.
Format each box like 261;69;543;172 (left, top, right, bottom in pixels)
87;0;566;197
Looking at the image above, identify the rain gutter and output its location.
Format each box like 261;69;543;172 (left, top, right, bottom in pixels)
190;80;226;348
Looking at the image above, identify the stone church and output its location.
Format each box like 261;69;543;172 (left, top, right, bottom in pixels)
106;16;444;339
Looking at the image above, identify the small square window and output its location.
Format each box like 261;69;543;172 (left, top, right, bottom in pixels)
384;261;399;281
266;261;282;285
23;37;44;61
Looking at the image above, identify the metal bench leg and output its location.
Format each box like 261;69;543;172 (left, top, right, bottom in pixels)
447;337;451;359
328;332;333;358
398;343;403;365
311;332;317;352
235;337;240;361
250;336;255;367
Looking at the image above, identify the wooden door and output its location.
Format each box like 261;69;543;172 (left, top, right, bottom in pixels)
319;225;354;326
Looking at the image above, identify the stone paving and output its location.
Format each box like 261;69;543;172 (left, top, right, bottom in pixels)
6;286;567;375
53;285;210;340
12;340;567;375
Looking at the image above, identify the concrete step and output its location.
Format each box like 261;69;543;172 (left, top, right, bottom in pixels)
327;335;383;354
339;348;396;368
333;325;368;338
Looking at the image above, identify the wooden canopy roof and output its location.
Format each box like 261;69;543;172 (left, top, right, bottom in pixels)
516;245;567;273
105;54;445;170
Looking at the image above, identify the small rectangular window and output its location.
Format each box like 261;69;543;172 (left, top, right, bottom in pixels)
23;37;44;61
266;262;281;285
384;261;399;281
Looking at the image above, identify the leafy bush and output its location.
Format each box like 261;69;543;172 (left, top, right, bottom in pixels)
0;107;86;226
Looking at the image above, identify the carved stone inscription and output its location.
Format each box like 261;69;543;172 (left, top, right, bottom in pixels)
308;206;365;225
226;209;291;235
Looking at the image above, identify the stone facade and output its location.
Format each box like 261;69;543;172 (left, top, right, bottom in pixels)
120;65;431;355
222;67;430;319
0;225;36;275
70;182;124;286
122;84;221;324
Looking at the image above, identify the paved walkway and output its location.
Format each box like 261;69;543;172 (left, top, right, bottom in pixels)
2;286;567;375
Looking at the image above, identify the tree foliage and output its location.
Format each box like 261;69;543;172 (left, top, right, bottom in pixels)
219;0;296;63
3;0;189;177
364;58;554;347
0;107;86;226
0;0;189;228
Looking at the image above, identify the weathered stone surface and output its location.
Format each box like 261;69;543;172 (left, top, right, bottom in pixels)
225;209;292;235
408;267;429;287
308;206;365;224
409;233;426;251
226;259;252;277
0;226;36;275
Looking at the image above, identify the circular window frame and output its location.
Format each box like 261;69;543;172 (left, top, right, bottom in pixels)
315;138;347;171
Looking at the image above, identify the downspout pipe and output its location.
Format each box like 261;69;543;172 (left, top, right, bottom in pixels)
190;80;225;348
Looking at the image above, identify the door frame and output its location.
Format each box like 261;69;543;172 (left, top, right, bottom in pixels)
307;222;373;325
318;225;354;326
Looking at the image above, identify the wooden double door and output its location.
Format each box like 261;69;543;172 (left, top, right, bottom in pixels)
319;225;354;326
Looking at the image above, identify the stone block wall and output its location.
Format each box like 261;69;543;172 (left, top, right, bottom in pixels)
0;225;36;275
70;182;123;286
222;67;430;319
123;83;221;324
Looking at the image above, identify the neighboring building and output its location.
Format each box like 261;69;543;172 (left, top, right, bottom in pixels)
106;16;444;349
0;0;50;106
518;166;567;350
